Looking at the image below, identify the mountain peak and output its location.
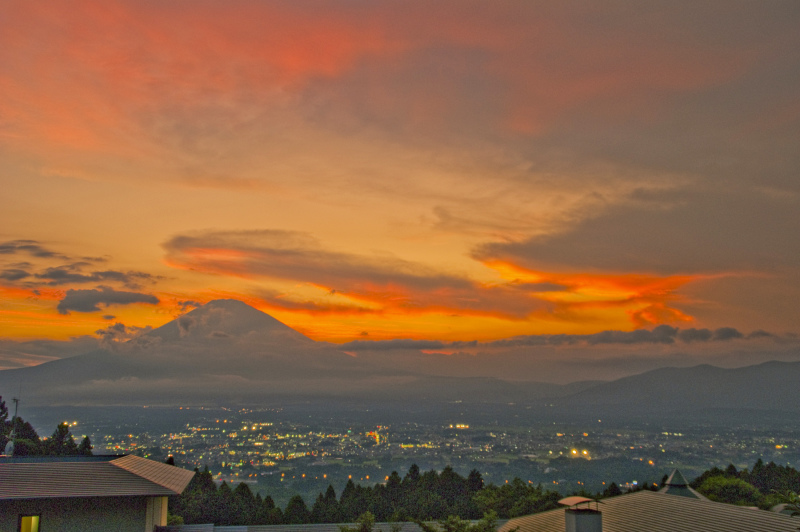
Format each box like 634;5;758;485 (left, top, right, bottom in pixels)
202;298;260;310
146;299;313;343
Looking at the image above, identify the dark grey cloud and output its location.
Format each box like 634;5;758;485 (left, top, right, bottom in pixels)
678;328;713;343
586;326;678;345
0;241;162;295
0;269;30;281
0;239;67;258
472;188;800;275
97;322;127;336
177;315;195;337
34;264;158;289
499;325;757;347
57;287;159;314
484;325;683;348
95;322;153;349
713;327;744;341
341;339;449;351
343;325;769;351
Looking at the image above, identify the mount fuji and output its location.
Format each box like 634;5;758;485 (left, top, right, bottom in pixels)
0;300;542;406
3;300;797;417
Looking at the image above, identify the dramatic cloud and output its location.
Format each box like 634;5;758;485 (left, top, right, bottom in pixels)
57;287;159;314
163;229;552;320
472;189;800;274
0;242;159;291
341;325;770;351
0;239;171;337
0;1;798;347
163;227;782;337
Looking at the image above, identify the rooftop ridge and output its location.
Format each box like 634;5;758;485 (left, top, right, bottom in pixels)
665;468;689;486
111;454;195;494
1;455;194;500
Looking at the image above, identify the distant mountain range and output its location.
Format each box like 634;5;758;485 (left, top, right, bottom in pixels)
556;360;800;415
1;299;798;417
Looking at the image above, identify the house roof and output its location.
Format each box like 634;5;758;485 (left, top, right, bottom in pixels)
0;454;195;500
657;468;708;500
499;490;798;532
664;469;689;487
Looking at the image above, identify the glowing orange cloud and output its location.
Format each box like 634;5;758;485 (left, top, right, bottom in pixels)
3;2;789;345
0;0;410;171
164;248;255;279
160;230;706;340
1;0;760;164
629;303;693;328
0;285;63;302
482;260;700;329
163;234;548;322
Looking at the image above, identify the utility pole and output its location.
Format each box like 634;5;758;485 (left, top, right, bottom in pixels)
3;397;19;456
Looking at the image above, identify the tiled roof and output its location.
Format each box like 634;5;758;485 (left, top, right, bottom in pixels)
499;490;798;532
0;455;195;500
112;454;196;494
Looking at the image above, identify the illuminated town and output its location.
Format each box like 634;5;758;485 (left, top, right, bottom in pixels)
69;406;800;506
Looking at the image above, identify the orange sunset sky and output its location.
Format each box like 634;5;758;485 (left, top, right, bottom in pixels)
1;1;799;372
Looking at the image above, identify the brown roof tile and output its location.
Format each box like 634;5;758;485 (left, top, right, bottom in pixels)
0;455;195;500
499;490;798;532
111;454;196;494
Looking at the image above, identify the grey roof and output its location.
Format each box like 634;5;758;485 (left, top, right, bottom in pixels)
657;484;708;499
0;454;195;500
658;468;708;499
665;469;689;486
499;490;799;532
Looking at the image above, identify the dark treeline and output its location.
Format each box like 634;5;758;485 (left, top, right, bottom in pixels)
690;459;800;509
0;396;92;456
170;464;567;526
